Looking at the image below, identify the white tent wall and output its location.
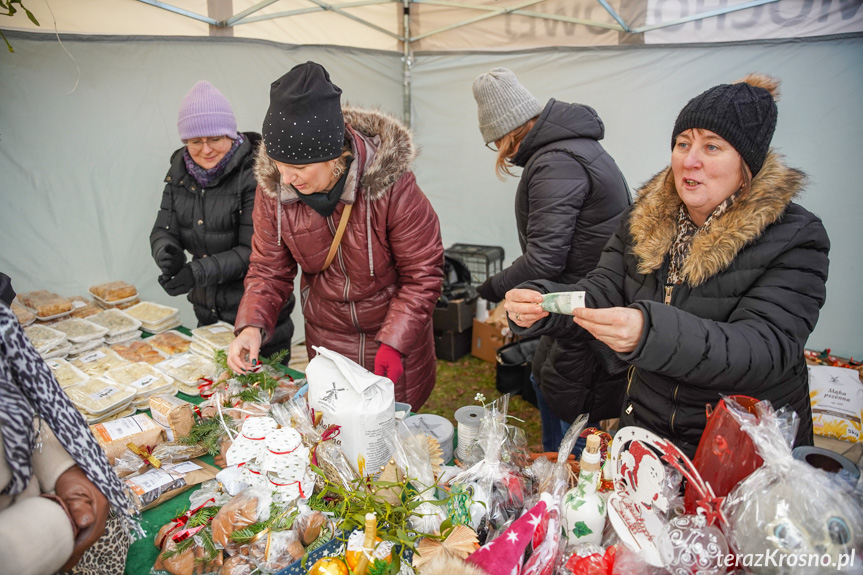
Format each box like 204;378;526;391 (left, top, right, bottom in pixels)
412;36;863;357
0;35;403;345
1;32;862;357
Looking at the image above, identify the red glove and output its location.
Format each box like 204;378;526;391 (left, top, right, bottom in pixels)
374;343;404;383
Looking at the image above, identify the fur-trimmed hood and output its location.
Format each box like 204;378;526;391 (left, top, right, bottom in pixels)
629;151;807;286
254;105;416;203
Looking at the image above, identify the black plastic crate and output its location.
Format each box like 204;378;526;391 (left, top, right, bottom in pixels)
446;244;505;286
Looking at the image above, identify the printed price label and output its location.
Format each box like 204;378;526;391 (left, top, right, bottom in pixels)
126;468;175;495
80;350;106;363
169;357;191;368
97;415;144;441
71;300;87;309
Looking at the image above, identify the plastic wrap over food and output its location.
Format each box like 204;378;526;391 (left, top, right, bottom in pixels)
210;487;273;549
387;422;447;533
250;529;305;573
722;397;863;574
126;466;185;510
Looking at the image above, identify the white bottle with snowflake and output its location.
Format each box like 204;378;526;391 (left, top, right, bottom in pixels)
562;434;606;546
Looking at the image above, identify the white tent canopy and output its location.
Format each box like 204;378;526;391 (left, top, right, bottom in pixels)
2;1;862;356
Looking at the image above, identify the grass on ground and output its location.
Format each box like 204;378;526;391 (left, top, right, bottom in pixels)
424;355;543;453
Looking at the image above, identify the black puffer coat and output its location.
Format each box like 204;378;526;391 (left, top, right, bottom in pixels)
150;132;294;355
477;99;631;422
513;152;830;458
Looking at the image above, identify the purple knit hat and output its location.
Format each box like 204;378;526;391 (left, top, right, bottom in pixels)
177;81;237;141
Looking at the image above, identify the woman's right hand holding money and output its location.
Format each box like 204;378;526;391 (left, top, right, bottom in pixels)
504;289;548;327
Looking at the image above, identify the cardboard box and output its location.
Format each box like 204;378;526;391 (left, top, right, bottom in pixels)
433;298;476;333
435;329;473;362
471;318;512;363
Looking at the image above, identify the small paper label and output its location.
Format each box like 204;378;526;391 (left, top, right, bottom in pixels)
97;415;144;442
129;374;159;390
89;386;119;403
208;326;231;334
169;357;191;368
72;300;87;309
166;461;202;474
47;360;60;370
126;468;175;496
80;350;106;363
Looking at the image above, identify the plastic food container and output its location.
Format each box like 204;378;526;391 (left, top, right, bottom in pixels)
18;290;73;319
11;300;36;326
87;309;142;337
141;317;182;334
67;338;106;357
71;347;132;377
147;330;192;356
104;330;141;346
24;324;68;354
155;352;217;387
89;281;138;303
42;342;72;360
65;377;135;416
68;296;102;319
111;340;167;364
46;358;89;388
124;301;180;326
191;322;235;350
105;362;174;399
51;318;109;344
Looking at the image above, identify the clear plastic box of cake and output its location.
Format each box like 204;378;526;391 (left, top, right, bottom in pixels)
70;346;132;377
51;318;109;344
87;309;142;337
105;362;174;399
155;352;217;387
24;323;68;354
65;377;135;416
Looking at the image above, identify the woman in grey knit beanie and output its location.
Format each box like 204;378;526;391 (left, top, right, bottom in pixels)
471;68;630;455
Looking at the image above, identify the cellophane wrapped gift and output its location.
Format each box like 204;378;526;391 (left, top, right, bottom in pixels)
722;397;863;574
249;529;305;573
451;395;525;542
210;487;273;552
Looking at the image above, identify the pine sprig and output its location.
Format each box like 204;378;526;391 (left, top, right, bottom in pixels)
193;528;220;565
229;502;298;545
179;417;234;455
159;536;195;561
214;348;288;401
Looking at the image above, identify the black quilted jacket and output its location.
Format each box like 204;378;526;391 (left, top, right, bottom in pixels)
150;132;294;353
513;152;830;457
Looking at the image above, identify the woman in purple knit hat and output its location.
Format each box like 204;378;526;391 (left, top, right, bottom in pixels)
150;81;294;361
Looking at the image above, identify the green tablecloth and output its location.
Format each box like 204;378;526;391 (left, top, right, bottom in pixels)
123;329;303;574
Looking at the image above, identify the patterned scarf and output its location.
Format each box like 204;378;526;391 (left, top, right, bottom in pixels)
0;303;138;532
667;191;740;285
183;132;245;188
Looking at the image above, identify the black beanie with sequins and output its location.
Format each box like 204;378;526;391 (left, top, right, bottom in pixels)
263;61;345;165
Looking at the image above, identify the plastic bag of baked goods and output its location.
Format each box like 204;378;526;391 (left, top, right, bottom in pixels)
17;290;72;319
250;529;305;573
306;346;395;476
211;487;273;550
89;280;138;303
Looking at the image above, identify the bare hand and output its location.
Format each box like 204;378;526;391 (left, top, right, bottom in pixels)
571;307;644;353
227;326;262;374
504;288;548;328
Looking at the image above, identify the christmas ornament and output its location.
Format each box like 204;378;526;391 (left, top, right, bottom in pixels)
658;514;729;575
412;525;479;569
308;556;348;575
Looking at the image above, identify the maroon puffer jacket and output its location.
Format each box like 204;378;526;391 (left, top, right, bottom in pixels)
235;107;444;410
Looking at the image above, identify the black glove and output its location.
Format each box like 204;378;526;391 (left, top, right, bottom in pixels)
162;265;195;296
156;245;185;277
476;278;499;303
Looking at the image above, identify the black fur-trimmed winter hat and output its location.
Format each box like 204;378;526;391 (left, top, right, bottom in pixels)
672;73;780;176
263;61;344;165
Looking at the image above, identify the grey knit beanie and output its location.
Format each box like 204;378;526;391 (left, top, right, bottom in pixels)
472;68;543;145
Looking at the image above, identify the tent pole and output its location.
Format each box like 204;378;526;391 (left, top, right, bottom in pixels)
403;0;412;127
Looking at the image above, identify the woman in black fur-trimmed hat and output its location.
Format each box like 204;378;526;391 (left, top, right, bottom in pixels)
505;74;830;458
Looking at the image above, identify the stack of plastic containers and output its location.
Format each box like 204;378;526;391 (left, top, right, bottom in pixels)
155;352;218;396
24;323;71;359
190;321;235;360
111;340;168;365
11;300;36;326
104;362;175;411
17;290;73;322
68;296;102;319
88;308;142;346
64;377;136;423
147;330;193;356
124;301;181;333
89;281;140;310
51;317;110;358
